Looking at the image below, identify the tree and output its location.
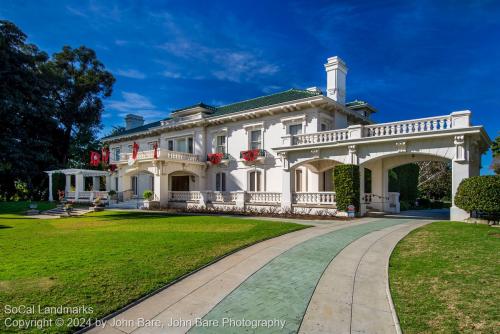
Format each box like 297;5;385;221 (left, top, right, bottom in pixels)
0;20;58;199
389;164;419;204
43;46;115;167
491;135;500;175
417;161;452;200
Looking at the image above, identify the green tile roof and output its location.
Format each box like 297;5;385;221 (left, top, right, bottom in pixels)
102;88;321;140
209;88;321;117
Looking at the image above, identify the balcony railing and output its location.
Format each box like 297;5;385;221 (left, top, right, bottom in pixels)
293;192;336;205
281;112;468;147
246;192;281;203
118;149;200;163
169;191;201;202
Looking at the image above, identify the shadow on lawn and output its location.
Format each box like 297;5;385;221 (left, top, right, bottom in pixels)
0;225;13;229
85;211;186;221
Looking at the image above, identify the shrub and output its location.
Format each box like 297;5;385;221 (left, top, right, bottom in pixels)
143;190;153;201
389;164;419;203
400;200;411;211
333;164;360;212
455;175;500;214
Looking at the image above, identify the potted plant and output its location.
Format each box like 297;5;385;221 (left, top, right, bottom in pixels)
142;190;157;209
108;190;117;204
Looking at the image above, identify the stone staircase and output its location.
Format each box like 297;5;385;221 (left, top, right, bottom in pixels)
42;205;91;217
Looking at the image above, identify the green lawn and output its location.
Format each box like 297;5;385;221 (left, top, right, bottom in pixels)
390;221;499;334
0;203;307;333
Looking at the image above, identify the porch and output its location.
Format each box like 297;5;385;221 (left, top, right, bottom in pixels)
45;169;111;203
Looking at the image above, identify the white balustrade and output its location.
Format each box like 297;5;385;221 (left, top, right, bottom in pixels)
169;191;201;202
207;192;234;202
364;115;452;138
119;149;200;162
78;191;91;199
65;191;75;199
363;193;373;204
293;192;336;205
289;129;350;146
246;192;282;203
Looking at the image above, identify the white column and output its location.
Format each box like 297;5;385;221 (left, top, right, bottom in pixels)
48;173;54;201
92;176;100;191
105;175;111;191
281;169;292;211
65;174;71;193
234;191;246;210
75;173;84;201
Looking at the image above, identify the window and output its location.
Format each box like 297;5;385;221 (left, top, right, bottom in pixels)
131;176;138;196
249;171;262;191
250;130;262;150
167;139;174;151
295;169;303;192
216;135;226;153
188;137;194;153
113;147;121;161
215;172;226;191
321;123;329;131
128;144;133;153
288;124;302;135
114;177;118;191
176;138;186;152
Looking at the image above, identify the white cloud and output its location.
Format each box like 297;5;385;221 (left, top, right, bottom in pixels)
108;92;155;112
116;69;146;79
114;39;129;46
157;34;279;83
66;5;88;18
107;92;166;122
161;71;183;79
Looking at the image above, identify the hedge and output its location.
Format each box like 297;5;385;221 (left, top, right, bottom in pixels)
333;164;360;212
389;163;419;203
455;175;500;213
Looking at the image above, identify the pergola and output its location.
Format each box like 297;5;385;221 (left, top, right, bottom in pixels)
45;169;111;201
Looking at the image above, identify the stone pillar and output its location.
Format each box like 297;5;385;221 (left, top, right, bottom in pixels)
359;167;366;216
368;159;386;212
48;173;53;201
199;191;208;208
281;169;292;212
154;163;169;207
234;191;246;211
451;135;470;221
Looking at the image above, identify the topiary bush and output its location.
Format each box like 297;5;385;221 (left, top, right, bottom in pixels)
455;175;500;214
333;164;360;212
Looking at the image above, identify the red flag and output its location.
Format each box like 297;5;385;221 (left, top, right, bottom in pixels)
90;151;101;166
101;147;110;164
132;142;139;160
153;142;158;160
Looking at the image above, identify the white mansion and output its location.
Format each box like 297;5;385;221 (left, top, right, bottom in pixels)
48;56;491;220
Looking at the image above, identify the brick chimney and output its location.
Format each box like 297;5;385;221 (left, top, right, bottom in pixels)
324;56;348;105
125;114;144;130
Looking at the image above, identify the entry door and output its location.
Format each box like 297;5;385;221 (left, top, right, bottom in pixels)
171;176;190;191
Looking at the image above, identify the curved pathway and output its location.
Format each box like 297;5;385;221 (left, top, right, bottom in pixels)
88;217;430;334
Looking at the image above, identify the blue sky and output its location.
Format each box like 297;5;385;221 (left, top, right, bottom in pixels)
2;0;499;173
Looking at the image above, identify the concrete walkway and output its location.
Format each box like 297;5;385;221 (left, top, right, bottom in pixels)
88;218;430;334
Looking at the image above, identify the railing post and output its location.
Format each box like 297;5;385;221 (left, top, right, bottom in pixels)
281;135;292;146
450;110;471;128
347;124;363;139
234;191;246;211
199;191;208;209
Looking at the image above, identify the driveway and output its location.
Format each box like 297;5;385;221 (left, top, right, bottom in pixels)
87;217;431;334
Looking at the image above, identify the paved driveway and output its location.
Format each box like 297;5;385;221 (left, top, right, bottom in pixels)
88;217;431;334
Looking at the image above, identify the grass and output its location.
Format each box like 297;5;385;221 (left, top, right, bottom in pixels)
389;221;499;334
0;202;307;333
